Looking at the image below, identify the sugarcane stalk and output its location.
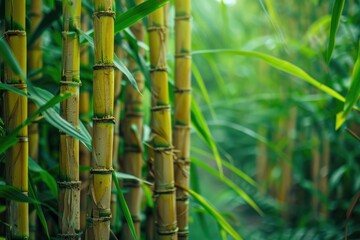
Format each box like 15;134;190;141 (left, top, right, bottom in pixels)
4;0;28;238
86;0;115;238
27;0;43;238
121;0;145;236
148;6;178;240
173;0;191;239
58;0;82;238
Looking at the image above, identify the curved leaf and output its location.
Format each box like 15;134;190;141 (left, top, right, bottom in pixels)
112;172;137;240
326;0;345;63
193;49;348;105
177;184;243;240
114;0;169;34
192;157;263;215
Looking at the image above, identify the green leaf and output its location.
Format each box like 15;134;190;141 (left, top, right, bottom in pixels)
27;83;93;151
0;37;26;81
0;83;73;153
142;184;154;208
177;185;243;240
191;157;263;215
193;49;348;105
112;172;137;240
114;0;169;34
326;0;345;63
191;99;223;175
336;41;360;130
115;171;152;186
29;158;58;198
28;6;62;47
29;176;50;239
192;63;216;119
192;147;257;187
78;29;140;93
0;185;38;204
260;0;287;49
0;135;18;154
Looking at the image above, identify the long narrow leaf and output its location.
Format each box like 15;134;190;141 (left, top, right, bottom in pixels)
336;41;360;129
192;147;257;187
112;172;137;240
191;157;263;215
29;176;50;239
0;38;26;81
191;99;223;174
28;6;62;46
29;158;58;198
193;49;348;105
177;185;242;240
326;0;345;63
114;0;169;34
78;29;140;93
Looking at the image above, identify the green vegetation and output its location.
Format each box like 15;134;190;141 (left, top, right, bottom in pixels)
0;0;359;239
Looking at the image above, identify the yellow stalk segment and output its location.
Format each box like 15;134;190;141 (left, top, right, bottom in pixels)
173;1;192;239
86;1;115;238
58;0;82;238
149;7;178;240
3;0;28;239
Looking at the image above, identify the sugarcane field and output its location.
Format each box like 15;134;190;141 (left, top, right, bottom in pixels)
0;0;360;239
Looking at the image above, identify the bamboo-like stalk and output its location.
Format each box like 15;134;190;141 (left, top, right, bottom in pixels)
86;0;115;238
121;0;145;237
173;0;191;239
28;0;43;238
110;40;123;231
4;0;28;238
79;8;90;233
148;7;178;240
58;0;82;238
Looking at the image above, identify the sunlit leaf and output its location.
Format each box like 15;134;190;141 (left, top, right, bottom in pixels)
177;185;243;240
193;49;348;105
191;99;223;175
114;0;169;34
112;172;137;240
192;157;263;215
336;41;360;130
326;0;345;63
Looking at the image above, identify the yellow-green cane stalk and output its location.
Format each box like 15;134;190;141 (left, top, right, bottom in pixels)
28;0;43;238
86;0;115;238
122;0;145;236
148;7;178;240
173;1;192;239
58;0;82;238
4;0;28;238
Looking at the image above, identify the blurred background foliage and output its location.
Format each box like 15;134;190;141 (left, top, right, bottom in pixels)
0;0;360;239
